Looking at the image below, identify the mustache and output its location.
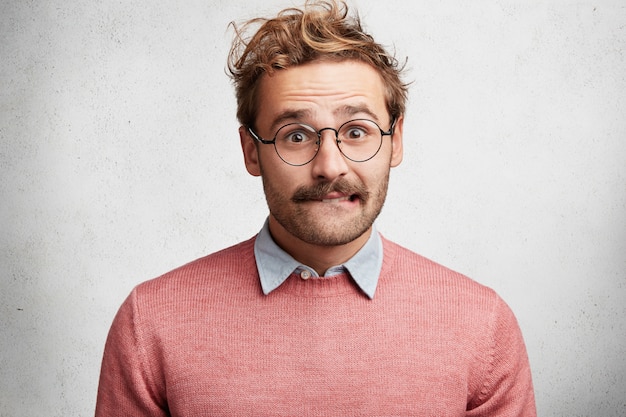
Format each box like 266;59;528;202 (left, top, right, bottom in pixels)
291;179;369;202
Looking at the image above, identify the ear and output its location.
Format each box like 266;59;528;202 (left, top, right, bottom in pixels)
390;115;404;167
239;126;262;177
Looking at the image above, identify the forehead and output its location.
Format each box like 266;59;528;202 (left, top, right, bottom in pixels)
255;60;388;131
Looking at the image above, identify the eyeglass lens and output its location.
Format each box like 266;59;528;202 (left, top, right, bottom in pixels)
274;119;384;166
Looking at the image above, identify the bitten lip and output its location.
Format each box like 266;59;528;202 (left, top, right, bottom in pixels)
319;192;358;203
319;192;347;200
292;179;368;204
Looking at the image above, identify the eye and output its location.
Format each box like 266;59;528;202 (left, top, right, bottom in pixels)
285;131;308;143
341;121;375;141
346;127;367;140
277;124;316;145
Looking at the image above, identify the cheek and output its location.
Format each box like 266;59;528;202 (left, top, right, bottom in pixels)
357;162;390;184
260;164;302;195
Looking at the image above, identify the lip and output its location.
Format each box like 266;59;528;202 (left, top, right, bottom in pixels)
321;196;351;204
292;180;368;205
319;192;358;204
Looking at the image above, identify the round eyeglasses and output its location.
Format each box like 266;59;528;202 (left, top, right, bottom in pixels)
248;118;396;166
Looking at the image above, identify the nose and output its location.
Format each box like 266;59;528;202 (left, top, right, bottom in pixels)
309;130;349;181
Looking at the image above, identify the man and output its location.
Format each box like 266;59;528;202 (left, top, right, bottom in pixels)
95;1;536;415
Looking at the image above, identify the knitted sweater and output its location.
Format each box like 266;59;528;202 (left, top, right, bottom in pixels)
95;235;536;416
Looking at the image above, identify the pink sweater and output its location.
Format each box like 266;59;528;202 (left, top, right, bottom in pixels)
96;236;535;416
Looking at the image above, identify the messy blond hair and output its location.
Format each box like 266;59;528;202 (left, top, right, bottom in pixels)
227;0;408;128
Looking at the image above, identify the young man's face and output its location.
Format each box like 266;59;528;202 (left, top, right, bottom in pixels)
241;60;403;249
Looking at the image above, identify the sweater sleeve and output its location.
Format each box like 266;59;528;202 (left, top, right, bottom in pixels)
466;295;537;417
95;289;168;417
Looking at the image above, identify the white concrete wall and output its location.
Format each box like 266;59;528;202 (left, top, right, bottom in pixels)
1;0;625;415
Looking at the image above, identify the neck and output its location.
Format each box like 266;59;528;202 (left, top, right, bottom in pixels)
268;215;372;276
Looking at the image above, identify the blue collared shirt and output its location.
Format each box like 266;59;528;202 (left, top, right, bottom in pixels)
253;219;383;299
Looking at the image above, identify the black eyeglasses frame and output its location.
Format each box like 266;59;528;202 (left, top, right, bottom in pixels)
247;117;397;166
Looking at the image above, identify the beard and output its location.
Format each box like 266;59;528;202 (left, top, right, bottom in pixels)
261;172;390;247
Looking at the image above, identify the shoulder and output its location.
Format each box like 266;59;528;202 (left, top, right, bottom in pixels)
379;235;501;307
106;237;261;351
378;235;525;354
132;236;259;302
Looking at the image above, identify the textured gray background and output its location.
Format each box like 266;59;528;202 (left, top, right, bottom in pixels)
1;0;625;416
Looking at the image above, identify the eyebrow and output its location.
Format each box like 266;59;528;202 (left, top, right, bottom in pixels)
268;109;313;134
268;104;381;134
333;104;380;123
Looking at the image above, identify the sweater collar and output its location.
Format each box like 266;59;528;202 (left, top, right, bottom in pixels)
253;218;383;299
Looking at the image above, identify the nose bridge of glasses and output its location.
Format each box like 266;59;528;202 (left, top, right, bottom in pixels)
317;126;340;141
